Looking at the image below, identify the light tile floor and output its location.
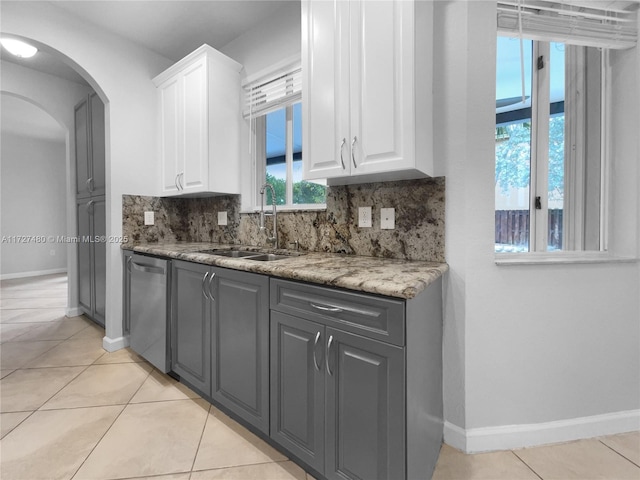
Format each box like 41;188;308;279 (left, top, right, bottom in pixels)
1;274;638;480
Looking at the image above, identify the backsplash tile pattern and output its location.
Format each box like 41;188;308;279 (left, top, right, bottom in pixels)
123;177;445;262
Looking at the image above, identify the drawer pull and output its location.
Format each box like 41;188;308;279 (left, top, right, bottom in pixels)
313;331;321;371
309;302;343;313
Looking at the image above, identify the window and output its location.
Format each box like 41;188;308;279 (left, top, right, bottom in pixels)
245;63;326;208
495;37;604;253
494;0;638;255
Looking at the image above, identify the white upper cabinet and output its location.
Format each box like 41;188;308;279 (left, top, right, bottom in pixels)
153;45;243;196
303;0;434;185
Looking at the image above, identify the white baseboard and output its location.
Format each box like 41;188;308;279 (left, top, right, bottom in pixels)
66;307;82;317
445;410;640;453
102;336;129;352
0;268;67;280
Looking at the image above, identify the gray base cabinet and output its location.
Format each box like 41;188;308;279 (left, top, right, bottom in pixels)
171;260;211;394
211;269;269;434
170;260;269;433
270;277;442;480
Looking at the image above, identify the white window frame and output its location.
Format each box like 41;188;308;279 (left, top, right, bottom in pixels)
253;103;326;211
495;38;611;261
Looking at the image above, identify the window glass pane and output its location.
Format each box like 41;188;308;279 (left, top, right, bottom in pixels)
265;108;286;205
547;42;565;251
495;37;532;253
291;103;326;205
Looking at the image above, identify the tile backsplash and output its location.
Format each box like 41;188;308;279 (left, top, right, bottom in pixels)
123;177;445;262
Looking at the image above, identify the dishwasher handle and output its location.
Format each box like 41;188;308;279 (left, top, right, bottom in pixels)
131;262;165;275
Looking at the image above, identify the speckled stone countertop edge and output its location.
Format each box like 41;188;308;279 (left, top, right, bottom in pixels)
122;243;448;300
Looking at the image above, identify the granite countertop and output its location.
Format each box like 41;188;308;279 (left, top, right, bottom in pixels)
123;242;448;299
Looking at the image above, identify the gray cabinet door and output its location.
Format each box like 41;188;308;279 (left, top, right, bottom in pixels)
92;198;106;325
211;268;269;434
75;98;90;198
270;311;325;473
77;199;92;314
325;328;406;480
171;260;211;395
89;92;105;197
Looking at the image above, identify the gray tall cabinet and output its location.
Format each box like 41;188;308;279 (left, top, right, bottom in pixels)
75;92;106;326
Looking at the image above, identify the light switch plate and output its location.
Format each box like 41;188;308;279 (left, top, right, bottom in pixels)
381;208;395;230
218;211;228;226
358;207;372;228
144;211;154;226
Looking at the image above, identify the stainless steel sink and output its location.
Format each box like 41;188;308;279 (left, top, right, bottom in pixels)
197;249;258;258
245;254;291;262
195;249;300;261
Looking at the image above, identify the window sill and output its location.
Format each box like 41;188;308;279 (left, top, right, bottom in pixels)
495;251;639;266
241;204;327;214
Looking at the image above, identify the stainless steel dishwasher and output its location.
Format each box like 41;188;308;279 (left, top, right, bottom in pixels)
128;253;170;372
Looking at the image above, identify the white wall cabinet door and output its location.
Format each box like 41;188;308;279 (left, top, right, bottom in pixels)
158;76;181;195
155;45;242;197
303;0;433;185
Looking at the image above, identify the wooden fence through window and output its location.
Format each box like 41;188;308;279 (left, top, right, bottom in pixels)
495;209;563;250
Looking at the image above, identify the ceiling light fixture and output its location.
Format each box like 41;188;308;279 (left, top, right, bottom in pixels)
1;38;38;58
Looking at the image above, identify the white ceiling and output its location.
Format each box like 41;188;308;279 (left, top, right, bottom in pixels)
1;0;296;140
48;0;295;62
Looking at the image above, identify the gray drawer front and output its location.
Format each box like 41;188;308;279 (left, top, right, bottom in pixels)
270;279;405;346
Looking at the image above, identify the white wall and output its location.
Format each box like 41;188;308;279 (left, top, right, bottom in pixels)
1;1;173;348
436;0;640;452
0;133;67;276
1;60;91;301
219;1;302;211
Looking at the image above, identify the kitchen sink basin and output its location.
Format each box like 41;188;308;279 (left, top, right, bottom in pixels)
195;249;299;261
197;249;258;258
245;254;291;262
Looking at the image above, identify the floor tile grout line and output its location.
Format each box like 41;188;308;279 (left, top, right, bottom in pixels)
68;403;129;480
0;409;37;440
34;362;94;412
189;403;213;474
510;450;545;480
598;438;640;469
189;459;296;475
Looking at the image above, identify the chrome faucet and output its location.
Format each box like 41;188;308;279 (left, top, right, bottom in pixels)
259;182;278;248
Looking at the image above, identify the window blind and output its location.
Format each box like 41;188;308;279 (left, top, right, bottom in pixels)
497;0;638;49
243;65;302;119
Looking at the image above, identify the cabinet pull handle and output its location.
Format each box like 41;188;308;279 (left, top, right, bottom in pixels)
126;256;132;272
88;177;94;193
179;172;184;190
339;138;346;169
86;178;91;192
351;136;358;169
309;302;343;313
326;335;334;376
313;331;321;371
208;272;216;301
202;271;210;300
175;174;180;190
86;200;95;214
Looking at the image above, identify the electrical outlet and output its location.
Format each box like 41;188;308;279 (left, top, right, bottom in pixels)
380;208;395;229
144;211;154;226
358;206;372;228
218;211;228;226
